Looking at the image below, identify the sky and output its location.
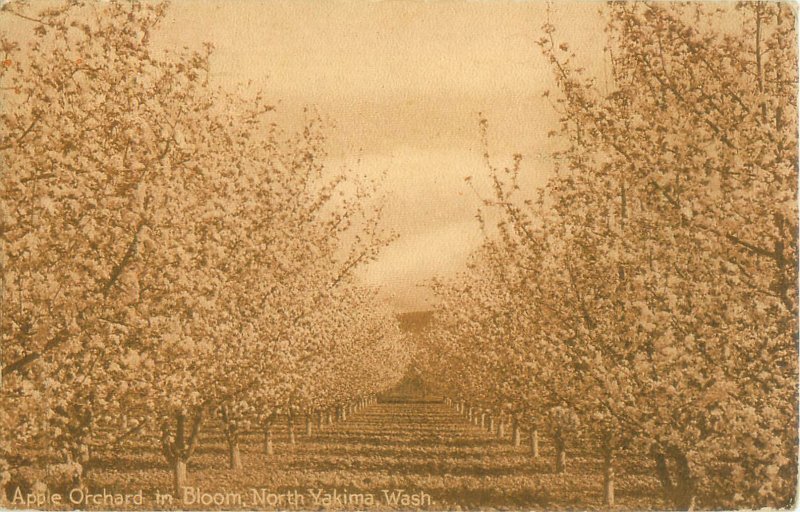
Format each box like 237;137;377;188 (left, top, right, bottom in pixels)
155;0;608;312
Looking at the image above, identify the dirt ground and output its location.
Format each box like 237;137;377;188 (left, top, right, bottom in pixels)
33;401;670;510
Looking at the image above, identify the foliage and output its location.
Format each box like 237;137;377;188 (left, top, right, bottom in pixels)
0;0;408;493
421;2;797;509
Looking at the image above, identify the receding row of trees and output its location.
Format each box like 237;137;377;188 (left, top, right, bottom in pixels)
420;2;797;509
0;1;409;497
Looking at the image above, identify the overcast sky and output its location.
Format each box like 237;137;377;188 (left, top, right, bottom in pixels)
156;1;607;312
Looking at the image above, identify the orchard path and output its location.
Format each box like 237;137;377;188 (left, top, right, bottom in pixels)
306;401;556;509
91;401;661;510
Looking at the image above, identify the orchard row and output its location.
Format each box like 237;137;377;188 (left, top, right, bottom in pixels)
420;3;797;510
0;1;409;498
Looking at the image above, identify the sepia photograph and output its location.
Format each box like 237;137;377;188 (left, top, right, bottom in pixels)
0;0;797;510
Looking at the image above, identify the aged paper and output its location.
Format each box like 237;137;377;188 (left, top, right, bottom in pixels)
0;1;797;510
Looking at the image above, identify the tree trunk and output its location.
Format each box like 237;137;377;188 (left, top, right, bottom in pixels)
316;411;323;430
66;442;89;489
530;429;539;458
161;408;204;496
76;443;91;484
480;412;486;428
467;406;474;421
671;448;695;510
603;453;614;507
287;414;296;445
174;459;187;495
327;410;333;425
496;418;505;438
221;406;242;471
554;430;566;473
264;425;274;457
228;440;242;471
512;417;521;447
488;415;495;432
653;447;695;509
305;415;312;436
653;450;674;503
603;446;614;506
